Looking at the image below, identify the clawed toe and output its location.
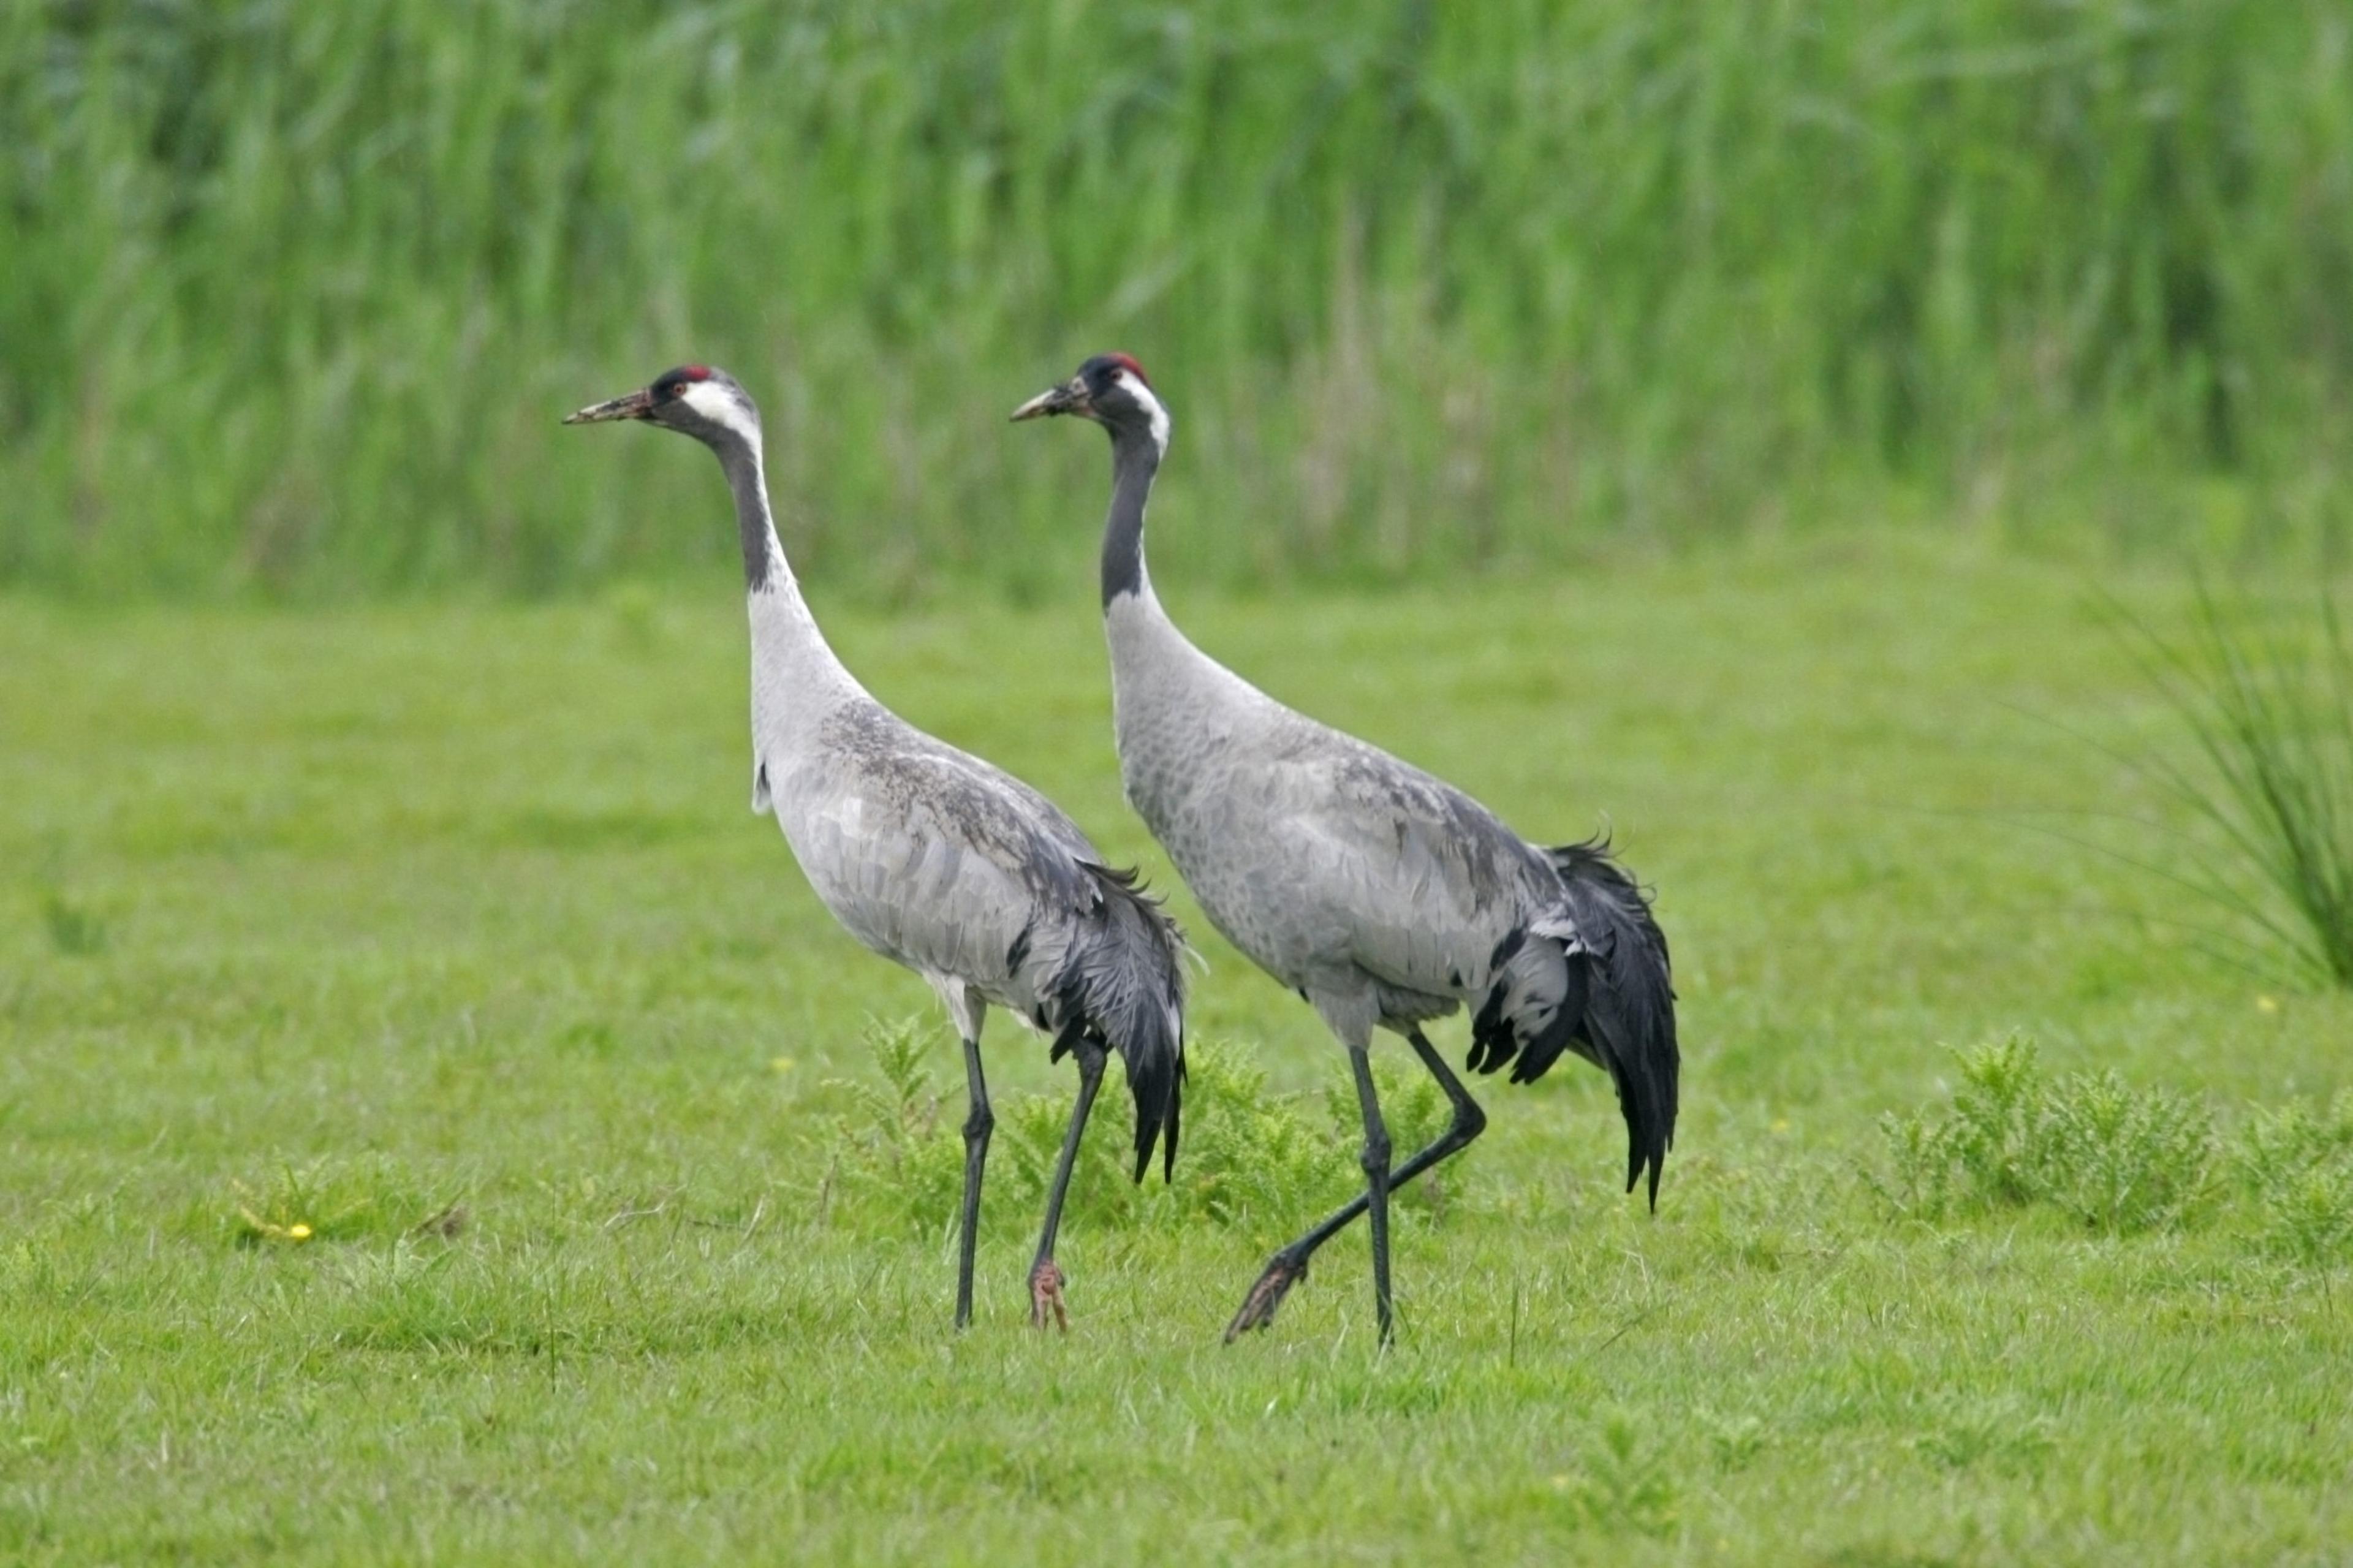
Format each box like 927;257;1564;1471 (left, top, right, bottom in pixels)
1223;1252;1308;1342
1029;1259;1069;1331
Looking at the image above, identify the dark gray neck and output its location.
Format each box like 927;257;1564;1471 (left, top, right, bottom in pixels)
716;436;778;592
1100;426;1160;608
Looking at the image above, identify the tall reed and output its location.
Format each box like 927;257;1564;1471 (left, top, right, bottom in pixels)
4;0;2348;597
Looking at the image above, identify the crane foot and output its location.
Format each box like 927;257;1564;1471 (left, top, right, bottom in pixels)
1224;1249;1309;1341
1029;1259;1069;1331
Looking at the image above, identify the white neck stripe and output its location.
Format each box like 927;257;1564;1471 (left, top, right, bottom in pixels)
1117;371;1171;459
681;379;762;450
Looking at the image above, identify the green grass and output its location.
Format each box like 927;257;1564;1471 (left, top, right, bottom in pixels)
6;0;2352;596
6;537;2352;1563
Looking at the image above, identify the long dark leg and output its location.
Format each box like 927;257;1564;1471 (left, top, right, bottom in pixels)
1028;1040;1108;1330
1351;1043;1395;1344
1226;1028;1486;1341
954;1034;993;1330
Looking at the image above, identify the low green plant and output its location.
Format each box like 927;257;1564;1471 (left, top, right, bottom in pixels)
2234;1093;2353;1263
1873;1036;2216;1234
809;1016;960;1232
1700;1410;1770;1474
1870;1034;2051;1221
2037;1069;2218;1233
39;889;107;956
226;1157;451;1248
1150;1041;1354;1229
2235;1093;2353;1188
809;1018;1463;1240
1559;1409;1680;1537
2254;1163;2353;1266
1911;1393;2055;1474
1879;1042;2353;1258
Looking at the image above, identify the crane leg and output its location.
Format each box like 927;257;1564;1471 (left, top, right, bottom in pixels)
1028;1039;1108;1330
954;1034;994;1330
1225;1028;1485;1342
1350;1042;1395;1345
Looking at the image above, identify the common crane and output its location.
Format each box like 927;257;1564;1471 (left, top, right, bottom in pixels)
567;365;1186;1330
1014;355;1677;1344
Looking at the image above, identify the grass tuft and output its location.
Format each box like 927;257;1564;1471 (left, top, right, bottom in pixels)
38;889;108;956
2126;589;2353;988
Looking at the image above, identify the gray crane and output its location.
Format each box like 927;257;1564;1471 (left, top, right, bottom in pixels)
1014;355;1677;1345
567;365;1186;1330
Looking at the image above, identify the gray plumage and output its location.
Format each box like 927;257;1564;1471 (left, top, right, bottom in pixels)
766;699;1186;1176
1104;585;1673;1196
569;365;1184;1328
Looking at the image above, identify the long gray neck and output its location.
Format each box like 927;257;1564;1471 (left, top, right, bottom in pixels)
718;436;782;592
709;430;866;762
1100;426;1160;608
1096;416;1277;831
1095;414;1256;766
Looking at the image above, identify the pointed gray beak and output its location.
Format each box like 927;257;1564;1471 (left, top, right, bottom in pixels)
563;387;655;425
1009;377;1087;422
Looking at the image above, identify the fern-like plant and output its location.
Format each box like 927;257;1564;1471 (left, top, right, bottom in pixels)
1872;1036;2216;1234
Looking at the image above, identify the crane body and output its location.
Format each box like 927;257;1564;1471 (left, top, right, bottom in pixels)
570;366;1185;1329
1015;355;1677;1343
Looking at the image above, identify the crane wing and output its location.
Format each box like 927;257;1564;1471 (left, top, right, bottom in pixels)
773;703;1189;1180
1248;726;1549;1000
776;708;1102;987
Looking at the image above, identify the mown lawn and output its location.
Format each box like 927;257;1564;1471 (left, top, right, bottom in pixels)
4;537;2349;1564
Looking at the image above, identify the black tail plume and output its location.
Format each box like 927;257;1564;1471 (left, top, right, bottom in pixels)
1466;836;1678;1208
1047;864;1189;1183
1549;838;1678;1208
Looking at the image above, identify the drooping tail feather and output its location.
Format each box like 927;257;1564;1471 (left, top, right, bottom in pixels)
1045;864;1188;1183
1467;835;1679;1207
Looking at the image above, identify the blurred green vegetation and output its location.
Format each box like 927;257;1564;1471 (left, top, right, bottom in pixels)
4;0;2349;598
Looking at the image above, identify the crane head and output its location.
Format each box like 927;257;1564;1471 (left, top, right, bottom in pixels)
1011;354;1169;457
564;365;762;449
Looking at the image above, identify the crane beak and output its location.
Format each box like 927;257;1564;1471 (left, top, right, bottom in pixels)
563;387;656;425
1009;377;1087;422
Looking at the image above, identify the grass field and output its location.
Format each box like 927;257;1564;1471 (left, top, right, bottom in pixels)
5;537;2351;1563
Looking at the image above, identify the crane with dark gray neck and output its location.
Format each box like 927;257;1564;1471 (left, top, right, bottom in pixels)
568;365;1186;1330
1014;354;1677;1345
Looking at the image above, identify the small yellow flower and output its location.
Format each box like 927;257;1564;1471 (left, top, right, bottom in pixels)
770;1056;797;1074
1770;1118;1791;1134
235;1206;316;1243
2256;995;2281;1014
